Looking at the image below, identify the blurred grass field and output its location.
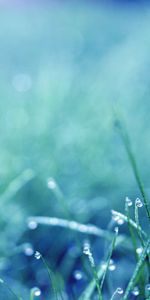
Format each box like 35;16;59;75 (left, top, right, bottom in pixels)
0;1;150;299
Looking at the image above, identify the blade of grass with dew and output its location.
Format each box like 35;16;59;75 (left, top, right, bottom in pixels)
78;267;104;300
110;287;124;300
47;178;71;219
122;238;150;300
83;242;103;300
28;216;131;250
35;251;63;300
41;255;64;300
0;278;22;300
47;179;95;279
79;228;118;300
125;203;146;294
111;210;147;239
30;288;41;300
134;203;146;249
115;115;150;221
125;203;138;259
134;203;150;280
100;227;118;291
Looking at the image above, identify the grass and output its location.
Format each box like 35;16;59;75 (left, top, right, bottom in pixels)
32;117;150;299
0;117;150;299
1;3;150;299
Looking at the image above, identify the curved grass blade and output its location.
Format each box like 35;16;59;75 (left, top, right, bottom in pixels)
78;267;104;300
28;216;130;250
79;229;118;300
35;251;63;300
110;287;123;300
83;242;103;300
41;255;63;300
111;210;147;239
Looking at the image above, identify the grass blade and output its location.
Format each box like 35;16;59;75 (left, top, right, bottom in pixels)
122;238;150;300
79;228;118;300
111;210;147;239
0;278;22;300
100;227;118;291
115;116;150;221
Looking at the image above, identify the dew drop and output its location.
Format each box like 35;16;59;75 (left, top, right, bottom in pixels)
47;177;57;190
136;247;143;255
27;219;38;230
83;242;95;267
131;286;139;296
83;242;90;255
135;198;143;208
101;261;107;270
116;287;124;295
74;270;83;280
117;218;124;225
114;226;119;234
125;197;133;207
109;259;116;271
23;243;34;256
31;287;41;297
34;251;41;260
111;212;124;225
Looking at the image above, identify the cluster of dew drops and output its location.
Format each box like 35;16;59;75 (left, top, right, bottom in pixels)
25;186;149;298
111;196;150;298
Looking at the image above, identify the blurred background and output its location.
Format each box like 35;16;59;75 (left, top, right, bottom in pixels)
0;0;150;299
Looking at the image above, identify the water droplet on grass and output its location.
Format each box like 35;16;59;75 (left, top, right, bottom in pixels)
83;241;91;255
83;242;95;267
101;261;107;270
136;247;143;255
32;287;41;297
74;270;83;280
35;251;41;260
109;259;116;271
131;286;139;296
23;243;34;256
47;177;57;190
125;197;133;207
135;198;143;208
116;287;124;294
111;211;124;225
27;219;38;230
114;226;119;234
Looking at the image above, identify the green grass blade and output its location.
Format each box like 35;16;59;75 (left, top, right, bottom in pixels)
115;116;150;221
100;228;118;291
0;169;35;208
78;267;104;300
125;204;138;259
79;229;118;300
83;242;103;300
111;210;147;239
122;238;150;300
28;216;131;249
0;278;22;300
